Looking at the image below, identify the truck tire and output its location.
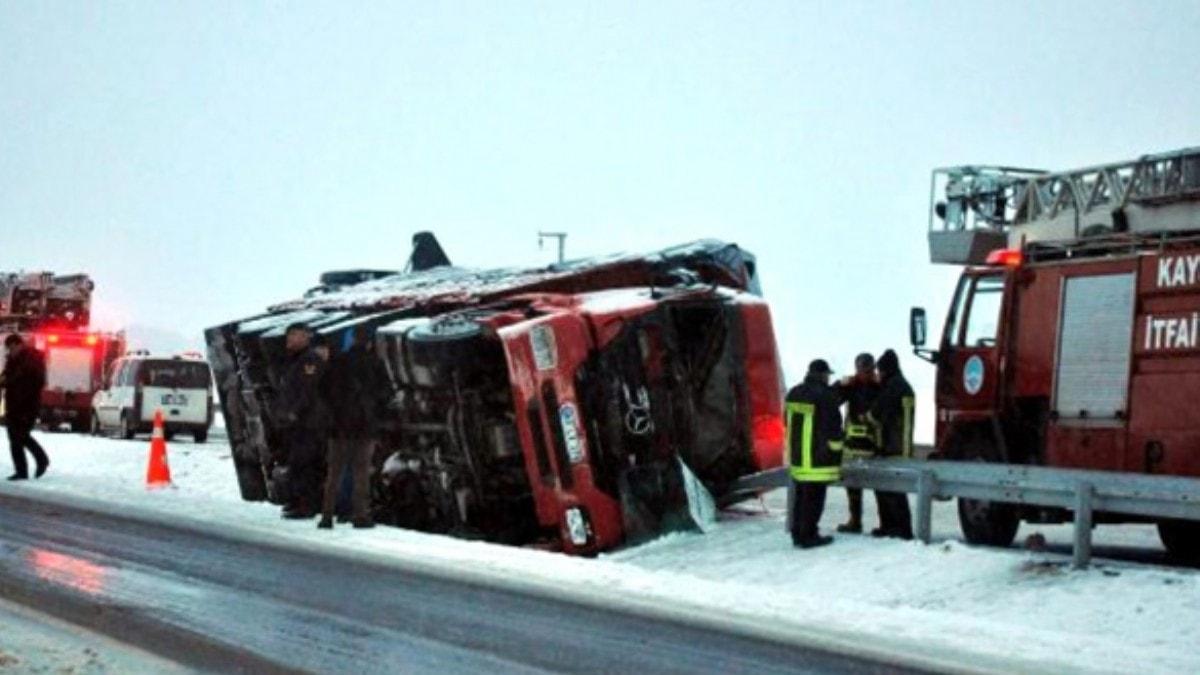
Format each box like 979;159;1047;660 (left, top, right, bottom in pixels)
119;412;136;440
70;418;89;434
194;429;208;444
405;316;495;386
952;430;1020;548
1158;520;1200;563
958;497;1020;547
235;461;268;501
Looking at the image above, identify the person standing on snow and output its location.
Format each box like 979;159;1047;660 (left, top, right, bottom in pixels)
786;359;844;549
1;334;50;481
317;324;393;530
274;323;329;519
868;349;915;539
832;352;881;534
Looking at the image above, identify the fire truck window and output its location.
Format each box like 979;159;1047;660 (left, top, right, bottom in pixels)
944;276;972;347
962;276;1004;347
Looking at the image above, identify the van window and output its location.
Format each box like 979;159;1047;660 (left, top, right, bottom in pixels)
137;360;212;389
962;275;1005;347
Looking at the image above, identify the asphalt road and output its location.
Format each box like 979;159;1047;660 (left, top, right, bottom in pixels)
0;493;923;675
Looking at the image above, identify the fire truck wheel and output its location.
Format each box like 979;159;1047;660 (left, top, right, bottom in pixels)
194;429;208;443
70;418;89;434
1158;520;1200;563
957;497;1019;548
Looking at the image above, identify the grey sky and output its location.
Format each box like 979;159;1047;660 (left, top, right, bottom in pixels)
3;2;1199;439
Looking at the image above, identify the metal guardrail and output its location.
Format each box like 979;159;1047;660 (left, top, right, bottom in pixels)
724;458;1200;567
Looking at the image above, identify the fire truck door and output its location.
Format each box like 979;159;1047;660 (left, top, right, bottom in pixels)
940;273;1006;421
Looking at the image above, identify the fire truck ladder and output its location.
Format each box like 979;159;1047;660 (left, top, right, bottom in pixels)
929;147;1200;264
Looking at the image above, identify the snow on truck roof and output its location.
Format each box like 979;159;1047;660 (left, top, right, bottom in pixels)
266;239;753;314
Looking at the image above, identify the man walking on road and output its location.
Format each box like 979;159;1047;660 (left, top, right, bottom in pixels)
832;352;881;534
274;324;329;519
318;325;393;530
786;359;844;549
868;349;915;539
1;335;50;481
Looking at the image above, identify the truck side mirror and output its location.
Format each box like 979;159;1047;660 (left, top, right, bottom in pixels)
910;307;928;347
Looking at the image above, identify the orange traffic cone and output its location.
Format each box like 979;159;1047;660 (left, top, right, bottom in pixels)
146;409;172;489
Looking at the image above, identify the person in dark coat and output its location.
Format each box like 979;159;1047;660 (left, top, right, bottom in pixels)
868;349;915;539
317;325;394;529
832;352;882;534
786;359;845;549
274;324;329;519
1;334;50;480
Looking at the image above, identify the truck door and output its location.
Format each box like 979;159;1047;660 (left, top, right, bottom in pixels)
937;271;1007;430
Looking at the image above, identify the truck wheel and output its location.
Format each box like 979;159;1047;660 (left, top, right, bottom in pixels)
1158;520;1200;563
235;461;268;501
194;429;208;444
405;316;496;386
119;412;136;440
70;418;89;434
957;497;1019;547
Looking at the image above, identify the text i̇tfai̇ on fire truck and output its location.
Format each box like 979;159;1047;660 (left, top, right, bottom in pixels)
913;147;1200;559
0;272;124;432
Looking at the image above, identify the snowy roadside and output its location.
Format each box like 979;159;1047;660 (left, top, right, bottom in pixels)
4;431;1198;675
0;597;188;674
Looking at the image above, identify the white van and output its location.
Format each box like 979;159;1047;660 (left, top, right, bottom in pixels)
91;353;214;442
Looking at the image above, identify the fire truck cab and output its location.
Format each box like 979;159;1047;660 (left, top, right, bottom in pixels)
913;148;1200;558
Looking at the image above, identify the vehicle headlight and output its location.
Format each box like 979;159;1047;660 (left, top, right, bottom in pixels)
565;507;590;546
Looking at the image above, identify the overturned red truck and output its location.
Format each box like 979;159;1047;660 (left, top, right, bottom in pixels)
206;235;785;554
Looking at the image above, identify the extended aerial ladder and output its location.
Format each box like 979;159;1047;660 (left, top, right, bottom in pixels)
0;272;94;331
928;147;1200;264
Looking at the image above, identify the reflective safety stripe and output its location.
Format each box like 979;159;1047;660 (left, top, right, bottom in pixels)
786;401;840;481
785;402;815;471
845;423;872;439
902;396;915;458
793;467;840;483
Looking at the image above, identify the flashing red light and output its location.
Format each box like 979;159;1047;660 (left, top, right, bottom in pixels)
85;335;99;347
752;415;786;449
985;248;1023;267
46;334;60;344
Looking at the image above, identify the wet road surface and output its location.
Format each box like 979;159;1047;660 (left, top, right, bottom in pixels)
0;493;919;674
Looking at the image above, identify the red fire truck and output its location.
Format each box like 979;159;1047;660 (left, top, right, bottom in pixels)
912;147;1200;558
0;272;124;432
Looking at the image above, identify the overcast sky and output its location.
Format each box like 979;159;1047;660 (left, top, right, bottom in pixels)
3;2;1199;439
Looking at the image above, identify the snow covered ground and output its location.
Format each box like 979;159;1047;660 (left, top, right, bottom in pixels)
3;431;1198;674
0;598;185;674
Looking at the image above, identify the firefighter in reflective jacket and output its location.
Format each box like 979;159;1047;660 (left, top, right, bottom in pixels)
832;353;881;534
867;349;915;539
786;359;844;549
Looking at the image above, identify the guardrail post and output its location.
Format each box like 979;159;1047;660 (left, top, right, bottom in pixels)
916;471;936;544
784;478;795;534
1073;482;1094;569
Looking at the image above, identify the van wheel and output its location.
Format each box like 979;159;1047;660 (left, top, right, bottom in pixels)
1158;520;1200;563
119;413;136;440
193;429;208;444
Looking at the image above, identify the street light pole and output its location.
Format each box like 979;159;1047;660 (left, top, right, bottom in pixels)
538;231;567;264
